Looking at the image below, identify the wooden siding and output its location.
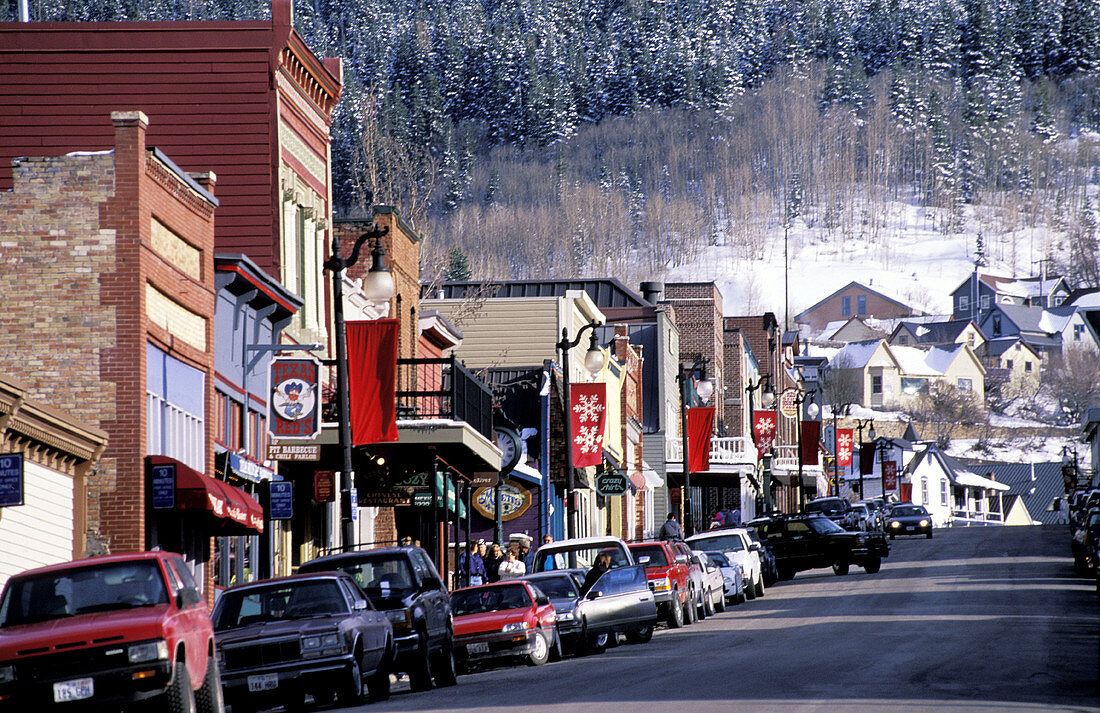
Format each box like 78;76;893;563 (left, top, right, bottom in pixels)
421;298;561;369
0;460;74;590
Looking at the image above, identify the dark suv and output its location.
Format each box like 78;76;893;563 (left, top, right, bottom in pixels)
804;497;859;530
299;546;456;691
756;514;889;579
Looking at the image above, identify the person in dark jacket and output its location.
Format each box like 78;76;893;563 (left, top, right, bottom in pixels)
460;543;488;586
579;553;611;596
658;513;684;540
483;543;505;583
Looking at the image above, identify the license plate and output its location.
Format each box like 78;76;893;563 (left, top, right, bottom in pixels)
466;642;489;655
247;673;279;692
53;678;94;703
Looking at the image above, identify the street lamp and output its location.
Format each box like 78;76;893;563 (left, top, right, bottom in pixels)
746;374;775;512
677;358;714;537
323;225;392;549
557;321;606;540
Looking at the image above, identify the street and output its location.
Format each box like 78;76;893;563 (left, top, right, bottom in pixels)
346;526;1098;713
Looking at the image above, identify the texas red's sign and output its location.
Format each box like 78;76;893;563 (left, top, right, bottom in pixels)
268;357;321;439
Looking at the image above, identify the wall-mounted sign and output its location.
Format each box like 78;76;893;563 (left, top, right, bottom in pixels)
313;470;335;503
473;480;532;522
266;443;321;461
0;454;22;508
412;492;433;507
350;488;358;521
151;463;176;509
358;491;412;507
268;357;321;440
595;470;629;496
269;481;293;520
470;472;500;488
779;389;800;419
393;472;432;489
216;451;275;484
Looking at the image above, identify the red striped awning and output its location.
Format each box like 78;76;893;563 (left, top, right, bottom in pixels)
147;456;264;534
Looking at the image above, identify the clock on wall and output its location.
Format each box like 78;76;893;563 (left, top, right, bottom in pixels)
493;426;522;473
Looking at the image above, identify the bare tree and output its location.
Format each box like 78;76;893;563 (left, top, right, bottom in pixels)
822;354;864;416
902;381;984;448
1043;347;1100;424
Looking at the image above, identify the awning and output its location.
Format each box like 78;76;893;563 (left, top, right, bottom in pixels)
955;471;1011;492
510;462;544;486
642;464;664;490
628;470;647;489
148;455;264;534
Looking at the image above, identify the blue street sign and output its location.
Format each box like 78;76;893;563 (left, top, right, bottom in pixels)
269;481;293;520
0;453;24;507
350;488;358;521
151;464;176;509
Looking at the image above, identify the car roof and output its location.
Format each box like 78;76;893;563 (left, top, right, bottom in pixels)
301;546;422;569
453;580;533;594
539;536;628;549
5;550;174;581
220;571;354;593
686;527;748;539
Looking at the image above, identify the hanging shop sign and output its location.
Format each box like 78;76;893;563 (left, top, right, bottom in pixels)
151;462;176;510
595;469;629;496
473;480;532;522
268;356;321;440
269;481;293;520
313;470;335;503
215;451;275;484
266;443;321;461
779;390;800;419
470;471;500;488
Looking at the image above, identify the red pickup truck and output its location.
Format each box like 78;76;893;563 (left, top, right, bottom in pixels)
0;551;222;711
626;541;693;628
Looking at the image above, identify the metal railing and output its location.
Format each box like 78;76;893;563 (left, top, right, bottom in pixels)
667;436;758;466
395;355;494;440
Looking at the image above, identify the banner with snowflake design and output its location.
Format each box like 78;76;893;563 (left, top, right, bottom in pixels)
570;383;606;468
753;411;777;457
835;428;854;467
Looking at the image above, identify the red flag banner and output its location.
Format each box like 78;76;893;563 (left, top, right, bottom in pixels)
687;407;715;473
753;411;777;455
347;319;400;445
836;428;854;467
800;420;820;466
570;383;606;467
859;443;875;475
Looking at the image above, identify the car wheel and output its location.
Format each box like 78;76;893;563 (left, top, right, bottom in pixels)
833;558;851;576
408;632;434;692
587;630;609;654
431;634;458;688
715;590;726;613
889;533;895;540
863;555;882;574
744;578;756;600
194;653;223;713
926;531;933;539
666;593;684;628
367;643;392;702
684;589;697;624
527;629;550;666
336;647;365;706
776;566;794;581
754;574;765;598
703;589;715;617
626;624;654;644
165;659;195;713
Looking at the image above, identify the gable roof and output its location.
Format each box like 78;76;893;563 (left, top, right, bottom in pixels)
431;278;652;309
984;337;1041;359
962;461;1067;525
830;339;894;369
953;272;1070;299
889;319;983;346
794;281;913;321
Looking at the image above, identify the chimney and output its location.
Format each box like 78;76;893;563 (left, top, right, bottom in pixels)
188;171;218;195
640;281;663;305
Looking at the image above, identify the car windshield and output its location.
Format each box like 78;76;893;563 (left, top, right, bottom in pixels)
891;506;927;517
0;560;168;627
805;499;847;515
687;533;745;552
526;576;577;600
704;552;730;567
452;584;531;615
535;544;631;571
316;555;417;601
214;579;348;629
807;517;846;534
629;545;668;567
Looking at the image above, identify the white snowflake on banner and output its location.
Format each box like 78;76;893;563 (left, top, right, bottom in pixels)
574;425;603;454
838;433;853;449
573;393;604;423
756;415;776;436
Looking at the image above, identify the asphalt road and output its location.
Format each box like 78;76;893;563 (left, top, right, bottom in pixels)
340;525;1100;713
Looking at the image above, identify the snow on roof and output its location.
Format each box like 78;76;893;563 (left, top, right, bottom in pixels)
66;149;114;157
915;325;930;337
1071;291;1100;309
830;340;883;368
925;345;962;375
1037;309;1073;334
890;345;938;376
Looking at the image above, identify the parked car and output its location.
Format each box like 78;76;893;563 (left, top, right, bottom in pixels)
298;546;456;690
686;528;766;600
0;551;221;712
741;523;779;585
627;541;693;628
212;571;391;711
804;496;859;530
692;551;727;615
858;499;888;531
756;514;890;578
668;540;709;620
533;536;634;572
1071;508;1100;574
884;503;934;539
702;551;745;605
451;581;559;670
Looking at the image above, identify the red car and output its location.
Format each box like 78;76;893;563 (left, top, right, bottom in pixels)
0;551;221;711
627;541;693;628
451;580;559;671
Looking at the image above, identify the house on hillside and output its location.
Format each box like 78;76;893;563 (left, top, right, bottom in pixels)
984;338;1042;399
888;319;986;352
952;272;1072;322
1042;305;1100;353
794;281;919;334
901;446;1010;527
829;340;985;409
829;340;901;409
825;317;888;343
977;303;1063;356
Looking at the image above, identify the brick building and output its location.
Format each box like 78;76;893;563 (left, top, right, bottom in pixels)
0;112;251;593
793;281;918;335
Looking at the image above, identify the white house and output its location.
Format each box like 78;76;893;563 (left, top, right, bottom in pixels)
901;445;1010;527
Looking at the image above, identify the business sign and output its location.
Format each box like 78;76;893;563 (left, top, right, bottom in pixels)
470;472;500;488
268;357;321;440
151;463;176;509
779;390;800;419
0;454;25;508
266;443;321;461
216;451;275;484
595;470;629;496
883;461;898;491
358;491;412;507
473;480;532;522
269;481;293;520
313;470;335;503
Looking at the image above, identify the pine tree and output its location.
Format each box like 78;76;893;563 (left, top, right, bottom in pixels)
445;245;473;282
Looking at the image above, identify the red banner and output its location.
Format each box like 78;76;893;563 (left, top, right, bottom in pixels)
687;407;715;473
800;420;820;465
347;319;400;445
859;443;875;475
883;461;897;491
835;428;854;467
570;383;606;467
753;411;777;455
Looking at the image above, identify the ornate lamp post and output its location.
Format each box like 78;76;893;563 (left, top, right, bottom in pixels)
746;374;775;512
323;225;392;549
677;358;714;537
556;321;606;540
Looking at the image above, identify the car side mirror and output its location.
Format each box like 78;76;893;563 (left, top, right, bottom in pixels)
675;554;689;565
536;595;550;606
353;599;369;611
175;589;186;609
587;590;603;600
749;543;761;552
420;576;443;592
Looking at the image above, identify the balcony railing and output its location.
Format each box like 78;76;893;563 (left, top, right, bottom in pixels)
395;356;494;441
667;436;758;467
773;445;799;470
950;508;1003;525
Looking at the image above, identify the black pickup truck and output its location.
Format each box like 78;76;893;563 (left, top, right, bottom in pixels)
753;514;890;579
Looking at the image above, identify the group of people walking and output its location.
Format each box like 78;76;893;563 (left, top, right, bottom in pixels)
458;534;553;586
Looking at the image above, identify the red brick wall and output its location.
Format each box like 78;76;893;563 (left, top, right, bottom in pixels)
665;282;725;423
796;285;914;333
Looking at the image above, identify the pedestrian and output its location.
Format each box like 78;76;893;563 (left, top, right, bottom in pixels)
484;543;505;583
729;507;741;527
519;538;536;572
579;553;611;595
461;543;487;586
710;510;726;529
542;534;553;546
658;513;684;541
497;549;526;580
